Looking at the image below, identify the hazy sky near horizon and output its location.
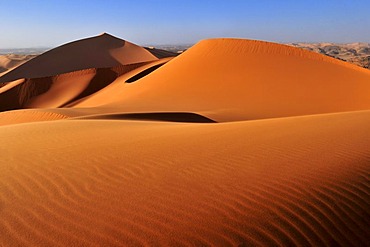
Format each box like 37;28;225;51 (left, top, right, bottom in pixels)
0;0;369;48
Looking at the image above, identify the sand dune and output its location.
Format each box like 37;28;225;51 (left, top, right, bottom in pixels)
0;110;369;245
0;34;175;112
24;70;96;108
0;33;157;84
0;54;36;77
0;36;369;246
144;47;178;59
90;38;370;122
68;58;172;108
0;61;165;111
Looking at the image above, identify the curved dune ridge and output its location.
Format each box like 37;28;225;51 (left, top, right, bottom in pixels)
68;58;172;108
0;36;370;245
0;34;176;112
0;60;164;112
96;38;370;122
0;111;369;245
0;54;36;76
0;33;158;83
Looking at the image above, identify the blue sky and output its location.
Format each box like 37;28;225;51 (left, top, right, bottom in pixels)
0;0;369;48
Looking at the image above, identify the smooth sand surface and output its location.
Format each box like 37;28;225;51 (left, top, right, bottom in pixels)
96;38;370;122
0;37;369;246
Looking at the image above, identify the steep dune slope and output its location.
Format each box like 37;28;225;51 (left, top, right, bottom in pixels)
68;58;172;108
0;55;36;76
101;38;370;122
0;110;369;245
0;33;169;112
0;33;157;84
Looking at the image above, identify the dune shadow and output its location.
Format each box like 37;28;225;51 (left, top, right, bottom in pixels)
0;34;127;84
77;112;216;123
125;64;163;83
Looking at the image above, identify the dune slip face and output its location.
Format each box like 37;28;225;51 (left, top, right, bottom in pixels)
0;111;369;246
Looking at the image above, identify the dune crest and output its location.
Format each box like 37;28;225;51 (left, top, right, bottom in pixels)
0;54;36;76
97;38;370;122
0;33;157;83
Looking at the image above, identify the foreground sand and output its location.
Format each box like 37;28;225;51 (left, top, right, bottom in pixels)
0;36;369;245
0;110;369;245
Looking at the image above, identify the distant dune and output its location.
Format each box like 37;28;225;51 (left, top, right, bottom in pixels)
0;54;36;77
0;35;369;246
287;42;370;69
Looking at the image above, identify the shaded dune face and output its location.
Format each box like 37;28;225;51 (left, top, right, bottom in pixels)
0;33;158;84
0;34;176;112
0;55;36;76
0;61;158;111
108;39;370;122
66;58;173;108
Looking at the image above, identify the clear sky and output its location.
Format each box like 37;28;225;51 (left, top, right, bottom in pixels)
0;0;369;48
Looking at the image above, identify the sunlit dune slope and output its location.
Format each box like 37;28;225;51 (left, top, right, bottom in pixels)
0;33;157;83
0;110;369;245
69;58;172;107
99;38;370;122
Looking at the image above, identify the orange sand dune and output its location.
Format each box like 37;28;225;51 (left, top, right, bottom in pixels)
93;38;370;122
1;36;369;246
0;61;165;111
68;58;172;107
0;33;157;83
0;110;369;245
24;70;96;108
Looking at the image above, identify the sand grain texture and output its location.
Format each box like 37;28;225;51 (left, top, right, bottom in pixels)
0;111;369;245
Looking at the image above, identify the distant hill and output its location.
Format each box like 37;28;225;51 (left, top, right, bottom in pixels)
287;42;370;69
0;47;49;55
0;54;37;76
